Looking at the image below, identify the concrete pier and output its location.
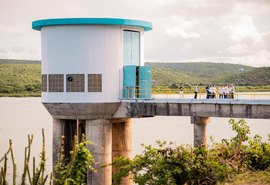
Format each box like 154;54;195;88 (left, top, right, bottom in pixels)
192;116;211;147
112;119;133;185
86;119;112;185
53;119;64;167
53;119;84;166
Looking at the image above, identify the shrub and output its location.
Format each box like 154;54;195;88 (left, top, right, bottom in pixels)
0;129;50;185
168;83;178;89
112;119;270;184
112;142;230;185
244;134;270;171
54;135;95;185
0;131;95;185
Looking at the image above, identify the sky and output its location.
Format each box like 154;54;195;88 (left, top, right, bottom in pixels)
0;0;269;67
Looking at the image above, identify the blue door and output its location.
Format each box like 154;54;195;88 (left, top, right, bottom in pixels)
123;65;136;99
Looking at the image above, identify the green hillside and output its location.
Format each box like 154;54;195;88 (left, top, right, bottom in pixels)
0;59;269;97
222;67;270;86
146;62;256;86
0;60;41;96
147;62;253;78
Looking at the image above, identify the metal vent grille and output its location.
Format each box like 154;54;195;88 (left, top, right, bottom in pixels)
48;74;64;92
41;74;47;92
66;74;85;92
88;74;102;92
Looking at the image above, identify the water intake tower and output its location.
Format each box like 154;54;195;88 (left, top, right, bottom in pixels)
32;17;152;185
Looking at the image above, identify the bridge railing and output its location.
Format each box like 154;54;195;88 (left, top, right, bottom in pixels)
120;87;270;100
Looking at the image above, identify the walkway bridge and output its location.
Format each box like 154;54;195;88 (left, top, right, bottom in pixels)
46;96;270;185
114;99;270;119
113;98;270;147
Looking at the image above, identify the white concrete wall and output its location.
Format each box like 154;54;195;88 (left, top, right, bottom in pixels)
41;25;144;103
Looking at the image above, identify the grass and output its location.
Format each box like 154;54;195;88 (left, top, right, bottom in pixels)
0;92;41;97
223;170;270;185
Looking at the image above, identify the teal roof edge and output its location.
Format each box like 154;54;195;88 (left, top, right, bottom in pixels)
32;18;152;31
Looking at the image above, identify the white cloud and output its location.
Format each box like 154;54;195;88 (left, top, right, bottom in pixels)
166;27;200;39
224;15;262;43
219;44;249;55
165;16;200;38
0;47;40;60
0;0;269;66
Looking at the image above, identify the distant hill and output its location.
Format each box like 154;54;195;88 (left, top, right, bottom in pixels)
0;59;40;64
222;67;270;86
147;62;254;78
0;59;269;96
0;59;41;95
145;62;269;86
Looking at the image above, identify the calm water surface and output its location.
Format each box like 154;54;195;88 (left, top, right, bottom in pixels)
0;97;269;177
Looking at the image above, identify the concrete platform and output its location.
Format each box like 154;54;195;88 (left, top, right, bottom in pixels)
114;99;270;119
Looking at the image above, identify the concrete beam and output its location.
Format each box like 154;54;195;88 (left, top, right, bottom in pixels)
43;103;120;120
113;100;270;119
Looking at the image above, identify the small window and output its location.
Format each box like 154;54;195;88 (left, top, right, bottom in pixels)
66;74;85;92
49;74;64;92
123;30;140;65
41;74;47;92
88;74;102;92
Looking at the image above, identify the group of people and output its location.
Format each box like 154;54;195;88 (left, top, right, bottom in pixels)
205;84;235;99
179;84;235;99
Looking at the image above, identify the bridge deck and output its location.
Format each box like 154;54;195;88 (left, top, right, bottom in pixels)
121;99;270;105
114;99;270;119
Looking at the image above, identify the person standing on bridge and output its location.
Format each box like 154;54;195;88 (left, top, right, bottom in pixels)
206;84;210;99
194;84;198;99
230;84;235;99
212;85;217;99
224;85;229;99
218;85;224;99
179;84;184;98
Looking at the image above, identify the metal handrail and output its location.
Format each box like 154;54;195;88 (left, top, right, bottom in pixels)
120;87;270;100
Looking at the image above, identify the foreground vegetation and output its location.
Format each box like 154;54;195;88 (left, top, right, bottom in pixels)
112;119;270;185
0;119;269;184
226;170;270;185
0;130;94;185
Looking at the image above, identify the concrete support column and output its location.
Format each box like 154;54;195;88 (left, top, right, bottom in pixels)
53;119;65;167
192;116;211;147
86;119;112;185
112;119;133;185
53;119;85;166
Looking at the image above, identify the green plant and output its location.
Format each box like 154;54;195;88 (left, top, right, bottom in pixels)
112;119;270;185
54;135;95;185
0;129;51;185
112;142;229;185
244;134;270;170
0;130;95;185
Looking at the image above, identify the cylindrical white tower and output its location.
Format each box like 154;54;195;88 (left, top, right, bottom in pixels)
33;18;152;104
32;18;152;185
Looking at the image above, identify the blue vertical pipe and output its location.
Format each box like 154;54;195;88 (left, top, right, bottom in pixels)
139;66;151;99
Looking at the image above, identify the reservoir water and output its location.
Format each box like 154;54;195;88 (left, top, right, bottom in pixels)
0;97;270;177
